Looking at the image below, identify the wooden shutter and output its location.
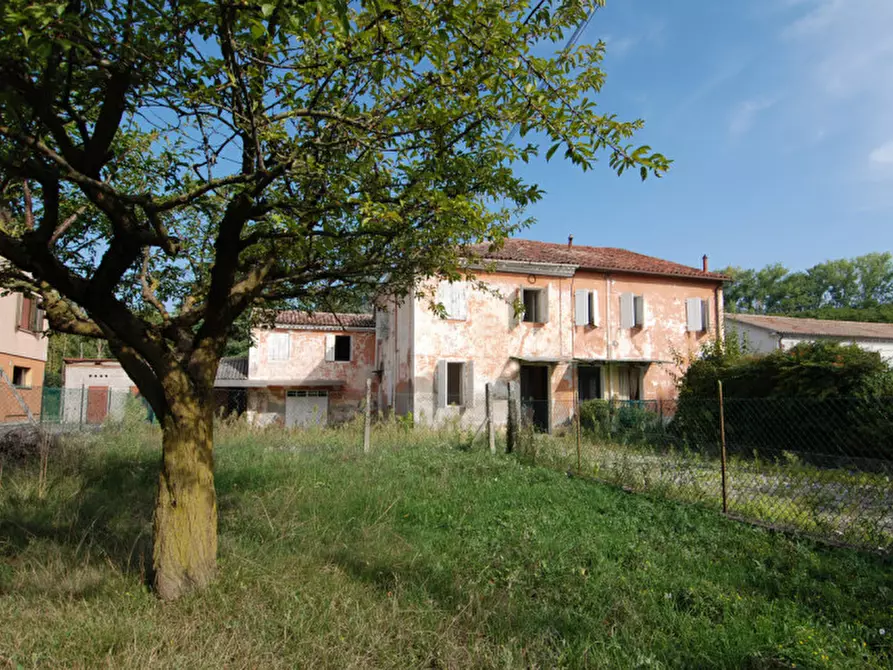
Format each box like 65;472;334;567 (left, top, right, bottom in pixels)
464;360;475;407
590;290;599;326
619;292;634;329
634;296;645;327
324;334;335;362
32;302;44;332
453;283;467;320
574;290;589;326
686;298;701;332
701;299;711;331
508;288;521;328
15;293;23;330
539;288;549;324
436;360;448;408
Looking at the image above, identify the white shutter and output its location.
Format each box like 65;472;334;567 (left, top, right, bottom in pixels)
436;360;448;408
634;296;645;327
453;283;467;320
686;298;701;332
574;290;589;326
540;288;549;323
701;299;711;331
268;332;290;361
590;290;599;326
464;360;475;407
508;287;521;328
437;282;449;317
324;334;335;362
620;292;634;329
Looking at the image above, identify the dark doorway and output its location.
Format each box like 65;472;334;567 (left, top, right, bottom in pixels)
520;365;550;432
578;366;602;402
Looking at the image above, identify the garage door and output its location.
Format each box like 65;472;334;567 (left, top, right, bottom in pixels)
285;390;328;428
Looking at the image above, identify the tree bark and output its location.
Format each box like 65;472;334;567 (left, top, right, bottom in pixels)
153;397;217;601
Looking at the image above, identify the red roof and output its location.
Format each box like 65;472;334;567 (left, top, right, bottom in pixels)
469;239;727;280
274;311;374;329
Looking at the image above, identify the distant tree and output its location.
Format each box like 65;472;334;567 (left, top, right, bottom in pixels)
721;252;893;321
0;0;667;599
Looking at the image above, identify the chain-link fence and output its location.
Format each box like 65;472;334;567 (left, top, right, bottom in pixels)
4;383;890;550
0;386;156;429
382;389;893;551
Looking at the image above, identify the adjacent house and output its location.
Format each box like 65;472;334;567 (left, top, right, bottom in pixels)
724;313;893;362
218;312;377;427
61;358;140;424
376;239;726;431
0;287;47;423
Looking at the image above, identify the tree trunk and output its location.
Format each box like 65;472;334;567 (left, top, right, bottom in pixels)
153;398;217;600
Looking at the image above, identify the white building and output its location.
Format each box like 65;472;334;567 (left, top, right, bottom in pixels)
724;313;893;362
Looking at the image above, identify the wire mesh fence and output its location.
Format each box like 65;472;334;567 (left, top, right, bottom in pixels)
3;383;890;551
385;389;893;551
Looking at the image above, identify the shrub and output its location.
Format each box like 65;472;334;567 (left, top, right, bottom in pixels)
579;398;611;436
673;340;893;464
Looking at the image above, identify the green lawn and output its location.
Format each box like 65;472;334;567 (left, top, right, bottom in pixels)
1;424;891;669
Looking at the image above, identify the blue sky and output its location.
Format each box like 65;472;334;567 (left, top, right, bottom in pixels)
514;0;893;272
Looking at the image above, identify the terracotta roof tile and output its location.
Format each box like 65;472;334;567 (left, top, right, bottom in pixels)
274;311;375;329
725;313;893;340
469;239;726;280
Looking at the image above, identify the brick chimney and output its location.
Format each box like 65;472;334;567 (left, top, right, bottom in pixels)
568;234;574;248
702;254;709;272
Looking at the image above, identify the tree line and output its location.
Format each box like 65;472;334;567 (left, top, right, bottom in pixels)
721;252;893;322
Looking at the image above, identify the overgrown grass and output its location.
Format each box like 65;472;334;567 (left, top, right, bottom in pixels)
1;422;891;668
526;431;893;551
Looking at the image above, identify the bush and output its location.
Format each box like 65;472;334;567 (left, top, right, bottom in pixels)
673;340;893;463
579;399;611;436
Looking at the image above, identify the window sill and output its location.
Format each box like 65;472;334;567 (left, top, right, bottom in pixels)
13;386;32;390
522;321;548;327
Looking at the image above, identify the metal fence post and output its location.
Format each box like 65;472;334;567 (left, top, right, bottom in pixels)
79;384;85;429
363;378;372;454
575;393;582;474
506;381;518;454
485;383;496;455
718;380;728;514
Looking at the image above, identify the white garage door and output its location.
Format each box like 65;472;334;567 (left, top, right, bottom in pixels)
285;390;328;427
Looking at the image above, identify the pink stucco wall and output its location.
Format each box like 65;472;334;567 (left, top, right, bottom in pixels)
0;292;47;363
248;327;376;424
381;268;723;425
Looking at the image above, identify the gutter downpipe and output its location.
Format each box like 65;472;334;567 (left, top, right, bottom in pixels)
605;273;613;399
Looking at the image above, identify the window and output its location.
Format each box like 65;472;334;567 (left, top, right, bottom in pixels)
578;366;602;401
447;362;463;406
686;298;710;332
574;289;599;327
325;334;352;362
12;366;31;388
436;359;475;408
438;281;467;320
268;332;290;361
521;288;548;323
17;294;43;332
619;292;645;329
287;390;328;397
334;335;351;361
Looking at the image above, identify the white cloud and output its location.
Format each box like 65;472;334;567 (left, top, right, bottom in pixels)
869;141;893;165
729;98;776;136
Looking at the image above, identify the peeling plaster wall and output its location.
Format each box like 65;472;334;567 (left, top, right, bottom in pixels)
407;270;723;423
246;327;375;424
572;272;722;400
